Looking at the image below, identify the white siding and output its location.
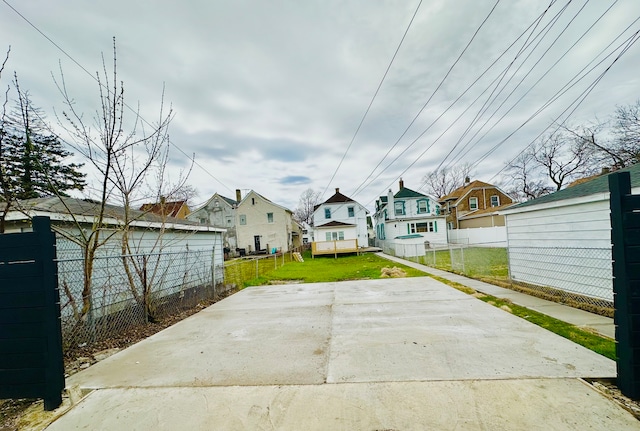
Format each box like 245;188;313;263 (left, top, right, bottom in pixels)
448;226;507;247
504;198;612;301
236;191;294;252
313;202;368;247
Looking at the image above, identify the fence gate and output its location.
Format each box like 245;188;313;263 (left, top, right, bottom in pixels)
609;172;640;399
0;216;65;410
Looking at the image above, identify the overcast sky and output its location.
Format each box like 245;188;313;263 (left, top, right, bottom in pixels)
1;0;639;212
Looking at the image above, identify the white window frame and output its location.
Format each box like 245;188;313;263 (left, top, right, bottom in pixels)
469;197;478;211
325;208;331;219
491;195;500;207
267;212;274;223
348;206;355;217
239;214;247;225
394;201;405;216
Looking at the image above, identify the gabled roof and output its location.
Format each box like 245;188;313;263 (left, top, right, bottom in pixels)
1;196;224;232
323;188;355;204
238;190;293;214
191;193;238;213
440;180;496;202
394;186;428;199
140;200;188;218
315;220;357;228
506;163;640;211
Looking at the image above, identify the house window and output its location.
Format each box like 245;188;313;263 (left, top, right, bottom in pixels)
331;232;338;240
380;224;385;240
226;217;232;225
469;197;478;211
447;222;454;230
491;195;500;207
239;214;247;225
325;208;331;219
267;212;274;223
410;222;437;233
348;206;355;217
326;232;332;241
417;200;429;214
384;210;388;220
338;231;344;240
394;201;405;216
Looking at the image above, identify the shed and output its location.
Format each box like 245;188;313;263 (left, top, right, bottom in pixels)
501;163;640;303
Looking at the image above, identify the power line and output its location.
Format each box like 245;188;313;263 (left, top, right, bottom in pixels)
320;0;423;200
348;0;503;200
1;0;233;196
434;0;601;177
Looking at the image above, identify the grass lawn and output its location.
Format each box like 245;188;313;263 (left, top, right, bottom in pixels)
419;247;509;280
243;251;425;286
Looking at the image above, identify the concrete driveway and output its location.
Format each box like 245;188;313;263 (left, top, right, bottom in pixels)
47;277;637;430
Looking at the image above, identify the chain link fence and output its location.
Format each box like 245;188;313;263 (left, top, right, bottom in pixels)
384;242;614;316
55;236;307;351
55;236;225;350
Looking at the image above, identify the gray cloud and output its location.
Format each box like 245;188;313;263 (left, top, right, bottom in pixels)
2;0;639;212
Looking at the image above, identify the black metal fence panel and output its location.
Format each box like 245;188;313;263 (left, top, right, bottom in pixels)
610;171;640;399
0;217;64;410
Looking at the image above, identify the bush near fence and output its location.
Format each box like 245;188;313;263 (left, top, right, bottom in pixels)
384;243;614;317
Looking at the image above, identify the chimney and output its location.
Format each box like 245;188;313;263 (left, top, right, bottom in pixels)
464;176;470;185
236;189;242;202
335;187;340;194
387;188;395;220
399;178;404;190
601;167;611;175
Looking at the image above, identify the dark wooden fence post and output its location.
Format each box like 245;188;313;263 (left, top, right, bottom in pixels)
609;171;640;399
0;216;65;410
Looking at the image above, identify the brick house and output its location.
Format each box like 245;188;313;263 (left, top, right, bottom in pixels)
440;180;512;229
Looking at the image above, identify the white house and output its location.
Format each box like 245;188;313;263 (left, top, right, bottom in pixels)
374;179;446;257
187;191;239;253
501;164;640;303
312;188;369;248
235;190;302;254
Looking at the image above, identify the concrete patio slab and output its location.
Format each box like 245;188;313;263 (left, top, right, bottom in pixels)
47;380;638;431
50;276;631;430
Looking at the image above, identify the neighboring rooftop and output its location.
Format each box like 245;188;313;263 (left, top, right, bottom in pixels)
140;200;188;218
507;163;640;210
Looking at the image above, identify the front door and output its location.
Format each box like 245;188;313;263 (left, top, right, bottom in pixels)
254;235;261;251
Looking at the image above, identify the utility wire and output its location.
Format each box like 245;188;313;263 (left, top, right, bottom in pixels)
472;28;640;179
351;0;556;201
320;0;423;199
2;0;233;195
348;0;503;200
367;11;640;208
434;0;605;179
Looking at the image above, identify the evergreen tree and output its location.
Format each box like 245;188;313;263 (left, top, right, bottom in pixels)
0;96;86;200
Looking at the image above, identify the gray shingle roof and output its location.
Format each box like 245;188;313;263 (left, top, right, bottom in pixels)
509;163;640;210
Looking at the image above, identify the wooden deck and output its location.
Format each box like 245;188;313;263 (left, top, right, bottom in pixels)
311;239;359;258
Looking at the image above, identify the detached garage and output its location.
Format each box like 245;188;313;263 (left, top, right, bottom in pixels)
502;164;640;304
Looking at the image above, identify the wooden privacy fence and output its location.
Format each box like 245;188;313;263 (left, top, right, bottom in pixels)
0;217;65;410
610;172;640;399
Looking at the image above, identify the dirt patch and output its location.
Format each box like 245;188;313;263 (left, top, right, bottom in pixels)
589;379;640;420
0;289;237;431
380;266;407;278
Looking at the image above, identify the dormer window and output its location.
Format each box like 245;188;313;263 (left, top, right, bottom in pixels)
491;195;500;207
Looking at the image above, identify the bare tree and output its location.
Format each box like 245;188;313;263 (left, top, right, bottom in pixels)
55;38;179;322
294;188;321;226
421;163;474;198
0;47;12;232
502;152;553;202
531;129;600;191
610;100;640;167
